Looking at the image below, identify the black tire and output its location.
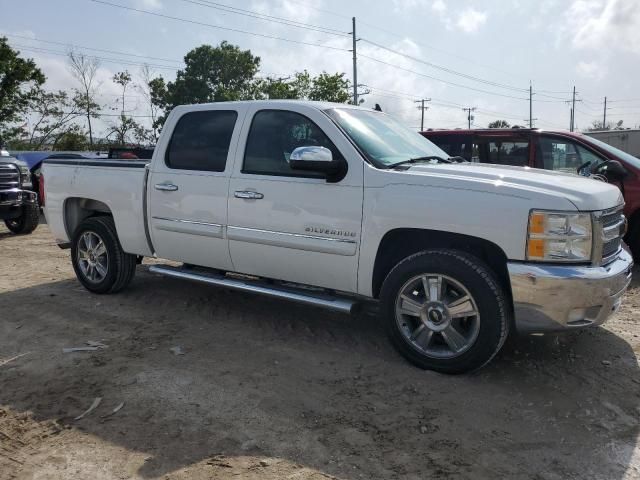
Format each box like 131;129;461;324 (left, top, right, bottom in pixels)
71;216;137;294
380;249;510;374
626;218;640;262
4;204;40;234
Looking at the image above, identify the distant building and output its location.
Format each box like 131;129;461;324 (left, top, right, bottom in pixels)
585;129;640;158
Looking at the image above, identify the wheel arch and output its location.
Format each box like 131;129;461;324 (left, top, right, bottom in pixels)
371;228;511;300
63;197;113;239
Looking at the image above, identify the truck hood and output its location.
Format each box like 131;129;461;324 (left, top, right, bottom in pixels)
401;163;624;211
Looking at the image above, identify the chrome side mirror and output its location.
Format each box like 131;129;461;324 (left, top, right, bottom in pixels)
288;146;346;183
289;146;333;164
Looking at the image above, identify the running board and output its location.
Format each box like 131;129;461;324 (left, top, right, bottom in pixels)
148;264;358;314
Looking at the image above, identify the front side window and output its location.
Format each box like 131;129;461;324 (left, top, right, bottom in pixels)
166;110;238;172
243;110;343;177
537;137;604;173
326;108;448;167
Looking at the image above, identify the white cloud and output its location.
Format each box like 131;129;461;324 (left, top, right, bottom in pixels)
564;0;640;54
390;0;429;12
431;0;446;14
134;0;162;10
576;60;606;80
455;8;488;33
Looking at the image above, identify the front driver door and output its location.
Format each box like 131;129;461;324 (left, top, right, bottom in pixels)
227;106;363;293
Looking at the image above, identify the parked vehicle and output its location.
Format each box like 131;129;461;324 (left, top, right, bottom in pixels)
42;102;632;373
0;154;39;234
422;128;640;259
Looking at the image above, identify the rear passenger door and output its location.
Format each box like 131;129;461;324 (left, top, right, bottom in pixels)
148;106;245;269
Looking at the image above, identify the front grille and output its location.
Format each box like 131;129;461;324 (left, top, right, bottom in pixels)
599;206;625;264
0;163;20;190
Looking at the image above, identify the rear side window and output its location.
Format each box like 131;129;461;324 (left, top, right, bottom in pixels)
243;109;342;177
425;134;473;160
485;140;529;166
166;110;238;172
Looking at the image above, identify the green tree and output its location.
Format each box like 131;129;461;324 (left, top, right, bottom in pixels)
309;72;350;103
150;42;261;128
112;70;132;115
170;41;260;104
0;37;45;144
260;70;350;103
68;51;101;147
27;90;83;148
53;125;88;151
488;120;510;128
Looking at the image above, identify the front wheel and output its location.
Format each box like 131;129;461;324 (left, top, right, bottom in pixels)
71;216;137;293
4;204;39;234
380;250;510;374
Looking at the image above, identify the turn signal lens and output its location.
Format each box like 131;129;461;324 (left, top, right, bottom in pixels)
526;210;593;262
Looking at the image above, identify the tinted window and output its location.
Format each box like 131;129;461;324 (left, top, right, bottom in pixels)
166;110;237;171
537;137;603;173
243;110;342;177
425;134;472;160
485;140;529;166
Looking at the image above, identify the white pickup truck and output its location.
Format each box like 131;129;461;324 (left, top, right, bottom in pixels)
42;101;633;373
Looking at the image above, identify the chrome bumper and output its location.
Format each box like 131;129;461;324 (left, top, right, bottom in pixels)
508;247;633;333
0;188;37;206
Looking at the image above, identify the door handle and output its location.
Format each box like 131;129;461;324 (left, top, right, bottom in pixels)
155;183;178;192
234;190;264;200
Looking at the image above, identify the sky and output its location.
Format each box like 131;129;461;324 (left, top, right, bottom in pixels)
2;0;640;137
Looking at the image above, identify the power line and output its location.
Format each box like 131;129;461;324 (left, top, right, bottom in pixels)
177;0;349;36
87;0;350;52
5;33;183;65
10;44;181;71
360;38;528;93
358;53;531;101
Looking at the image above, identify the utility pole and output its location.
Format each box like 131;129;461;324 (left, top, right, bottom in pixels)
351;17;358;105
529;83;533;130
570;85;576;132
603;96;607;129
463;107;476;129
415;98;431;131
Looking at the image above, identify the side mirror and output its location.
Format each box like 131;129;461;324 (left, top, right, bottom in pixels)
289;146;346;182
598;159;628;179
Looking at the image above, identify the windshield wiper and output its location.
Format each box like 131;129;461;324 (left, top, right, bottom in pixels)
388;155;452;168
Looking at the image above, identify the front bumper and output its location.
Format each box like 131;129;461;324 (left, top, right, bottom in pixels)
508;247;633;333
0;189;37;219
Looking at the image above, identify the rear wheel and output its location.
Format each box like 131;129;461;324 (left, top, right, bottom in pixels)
71;216;137;293
380;249;510;374
4;204;39;234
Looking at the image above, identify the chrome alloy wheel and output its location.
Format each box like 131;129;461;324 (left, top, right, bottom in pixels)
77;231;109;283
395;274;480;359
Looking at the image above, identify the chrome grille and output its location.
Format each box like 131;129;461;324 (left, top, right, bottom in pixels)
0;163;20;190
598;206;625;264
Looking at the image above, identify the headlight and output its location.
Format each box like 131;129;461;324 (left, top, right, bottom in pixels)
527;210;592;262
18;166;32;188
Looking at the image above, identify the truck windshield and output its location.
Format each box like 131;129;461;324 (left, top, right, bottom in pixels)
326;108;449;168
584;136;640;170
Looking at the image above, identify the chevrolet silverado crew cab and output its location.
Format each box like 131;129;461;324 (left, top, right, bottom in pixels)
0;153;39;234
42;101;633;373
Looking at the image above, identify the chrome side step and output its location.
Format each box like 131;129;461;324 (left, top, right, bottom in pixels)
148;264;358;314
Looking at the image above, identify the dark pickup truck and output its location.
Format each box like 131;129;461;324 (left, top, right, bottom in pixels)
0;154;39;234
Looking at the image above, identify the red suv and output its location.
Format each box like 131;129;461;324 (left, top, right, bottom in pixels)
421;128;640;258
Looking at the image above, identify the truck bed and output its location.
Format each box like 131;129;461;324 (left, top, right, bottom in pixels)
42;158;152;256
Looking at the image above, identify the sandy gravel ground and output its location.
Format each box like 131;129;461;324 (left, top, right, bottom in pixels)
1;224;639;480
